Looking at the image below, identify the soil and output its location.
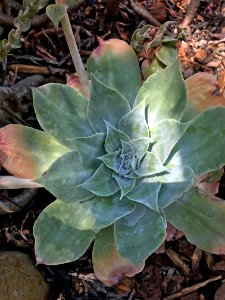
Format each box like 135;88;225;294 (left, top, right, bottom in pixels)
0;0;225;299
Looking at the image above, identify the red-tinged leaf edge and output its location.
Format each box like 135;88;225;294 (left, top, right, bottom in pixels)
0;124;68;179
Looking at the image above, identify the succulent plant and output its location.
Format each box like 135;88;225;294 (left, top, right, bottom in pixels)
1;38;225;285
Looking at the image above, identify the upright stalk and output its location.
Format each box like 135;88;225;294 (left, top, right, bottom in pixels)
181;0;200;27
60;12;91;97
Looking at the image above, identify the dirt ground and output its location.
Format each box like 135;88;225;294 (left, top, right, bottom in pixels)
0;0;225;299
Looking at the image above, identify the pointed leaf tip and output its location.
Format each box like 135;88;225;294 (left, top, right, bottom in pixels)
88;75;130;133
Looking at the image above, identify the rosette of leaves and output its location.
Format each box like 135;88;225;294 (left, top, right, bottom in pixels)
1;39;225;285
131;23;178;78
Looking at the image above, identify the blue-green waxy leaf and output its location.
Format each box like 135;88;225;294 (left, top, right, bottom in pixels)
0;124;69;179
165;187;225;255
170;107;225;175
88;75;130;133
157;163;194;208
135;152;167;177
99;150;120;173
80;164;119;196
126;178;161;211
118;141;137;177
112;174;136;198
151;119;191;163
118;101;149;139
46;4;67;30
156;45;178;66
34;199;95;265
135;61;186;129
121;140;135;156
37;151;94;203
33;83;93;148
105;122;130;153
91;193;135;230
71;133;105;169
87;38;141;108
115;204;166;264
128;138;151;161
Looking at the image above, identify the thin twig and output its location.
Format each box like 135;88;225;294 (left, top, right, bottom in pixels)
129;0;161;27
0;189;38;214
2;106;28;125
163;275;222;300
166;249;190;276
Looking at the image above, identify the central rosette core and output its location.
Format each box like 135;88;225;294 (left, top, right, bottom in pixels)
117;152;136;176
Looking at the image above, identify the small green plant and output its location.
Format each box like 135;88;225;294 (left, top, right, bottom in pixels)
131;23;178;78
0;0;50;61
1;37;225;285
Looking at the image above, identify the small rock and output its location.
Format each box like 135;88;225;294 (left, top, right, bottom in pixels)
0;251;49;300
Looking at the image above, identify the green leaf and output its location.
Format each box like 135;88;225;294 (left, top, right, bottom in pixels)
0;124;68;179
71;133;105;169
93;225;144;286
118;141;137;177
162;36;178;46
91;193;135;230
128;138;150;161
135;152;167;177
33;83;93;148
80;164;119;196
157;163;194;208
156;45;177;66
99;150;120;173
135;61;186;129
37;151;94;202
34;199;95;265
112;174;136;198
46;4;67;30
87;38;141;108
126;178;161;211
14;12;30;32
105;122;130;153
23;0;50;10
115;204;166;264
121;140;135;155
118;101;149;139
142;58;165;79
165;187;225;255
88;75;130;133
170;107;225;175
151;119;191;163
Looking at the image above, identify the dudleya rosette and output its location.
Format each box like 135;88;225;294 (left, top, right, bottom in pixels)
1;38;225;285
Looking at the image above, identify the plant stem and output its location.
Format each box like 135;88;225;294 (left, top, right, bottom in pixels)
181;0;200;27
60;11;91;97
